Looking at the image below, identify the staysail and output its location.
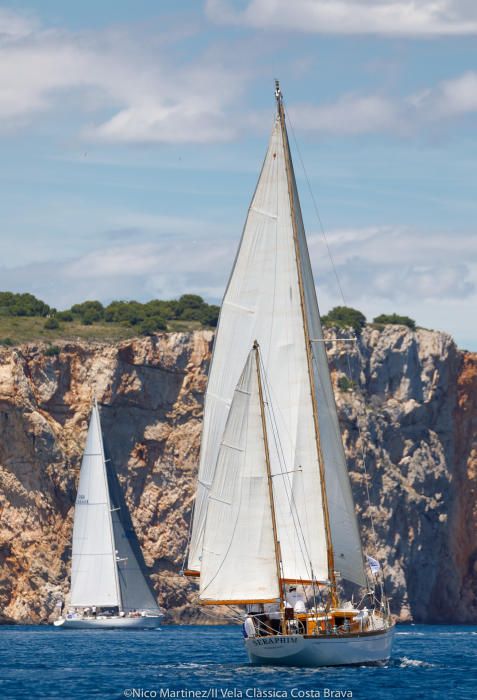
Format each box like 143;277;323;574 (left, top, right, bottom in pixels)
189;84;366;588
70;402;121;608
199;347;280;604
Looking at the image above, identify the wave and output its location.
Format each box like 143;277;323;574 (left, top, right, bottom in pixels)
396;657;435;668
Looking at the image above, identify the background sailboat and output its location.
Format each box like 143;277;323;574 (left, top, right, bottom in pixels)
185;82;394;666
54;401;163;629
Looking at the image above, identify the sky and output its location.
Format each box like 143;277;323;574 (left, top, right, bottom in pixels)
0;1;476;349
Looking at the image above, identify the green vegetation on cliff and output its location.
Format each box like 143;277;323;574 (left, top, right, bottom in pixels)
0;292;219;344
0;292;419;346
321;305;367;333
373;313;416;330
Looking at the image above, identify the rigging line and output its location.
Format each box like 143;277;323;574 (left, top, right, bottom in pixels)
198;443;246;598
259;358;306;544
259;349;327;589
284;101;380;561
283;102;346;306
261;382;309;578
258;352;317;581
194;603;243;624
263;387;315;584
199;379;267;598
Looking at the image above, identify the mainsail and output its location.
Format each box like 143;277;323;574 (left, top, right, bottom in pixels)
70;402;120;607
188;84;366;588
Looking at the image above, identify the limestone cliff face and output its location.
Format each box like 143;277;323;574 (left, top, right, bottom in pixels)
0;327;475;623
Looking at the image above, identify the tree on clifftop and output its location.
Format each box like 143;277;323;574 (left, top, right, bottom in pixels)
321;306;366;333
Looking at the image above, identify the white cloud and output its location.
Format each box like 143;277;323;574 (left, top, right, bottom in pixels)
287;71;477;135
0;7;37;40
0;235;235;308
309;225;477;302
2;221;475;326
206;0;477;36
289;95;399;135
431;71;477;117
0;11;247;142
1;7;477;142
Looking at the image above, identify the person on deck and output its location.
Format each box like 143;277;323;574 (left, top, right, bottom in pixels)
286;586;307;613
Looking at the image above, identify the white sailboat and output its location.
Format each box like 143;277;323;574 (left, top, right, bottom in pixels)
54;401;163;629
185;82;394;666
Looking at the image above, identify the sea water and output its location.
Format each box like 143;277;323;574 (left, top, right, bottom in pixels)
0;624;475;700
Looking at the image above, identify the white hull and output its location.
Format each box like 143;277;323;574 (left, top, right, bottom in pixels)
53;615;162;630
245;626;395;667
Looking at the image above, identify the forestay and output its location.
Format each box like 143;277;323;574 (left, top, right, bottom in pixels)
70;403;120;608
199;348;280;603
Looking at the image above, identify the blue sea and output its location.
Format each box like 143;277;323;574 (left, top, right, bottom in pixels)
0;624;475;700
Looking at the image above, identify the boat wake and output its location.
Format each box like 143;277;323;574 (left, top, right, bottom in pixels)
393;657;435;668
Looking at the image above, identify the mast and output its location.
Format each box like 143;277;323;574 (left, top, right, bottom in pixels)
94;400;123;612
275;80;337;599
254;341;285;633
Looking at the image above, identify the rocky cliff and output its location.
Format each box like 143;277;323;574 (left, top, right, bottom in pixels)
0;327;475;624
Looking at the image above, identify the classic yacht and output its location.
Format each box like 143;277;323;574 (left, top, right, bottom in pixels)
184;82;394;666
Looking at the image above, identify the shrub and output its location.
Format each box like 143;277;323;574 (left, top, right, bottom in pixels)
70;300;104;323
44;318;60;330
57;311;74;322
44;345;60;356
138;317;167;336
104;300;143;325
144;300;176;319
200;305;220;328
0;337;14;346
337;376;356;392
176;294;205;320
321;306;366;333
0;292;50;317
373;313;416;330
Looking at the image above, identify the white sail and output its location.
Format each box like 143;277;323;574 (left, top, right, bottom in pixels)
199;348;280;603
285;130;367;587
189;115;329;583
190;93;366;588
70;403;121;608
